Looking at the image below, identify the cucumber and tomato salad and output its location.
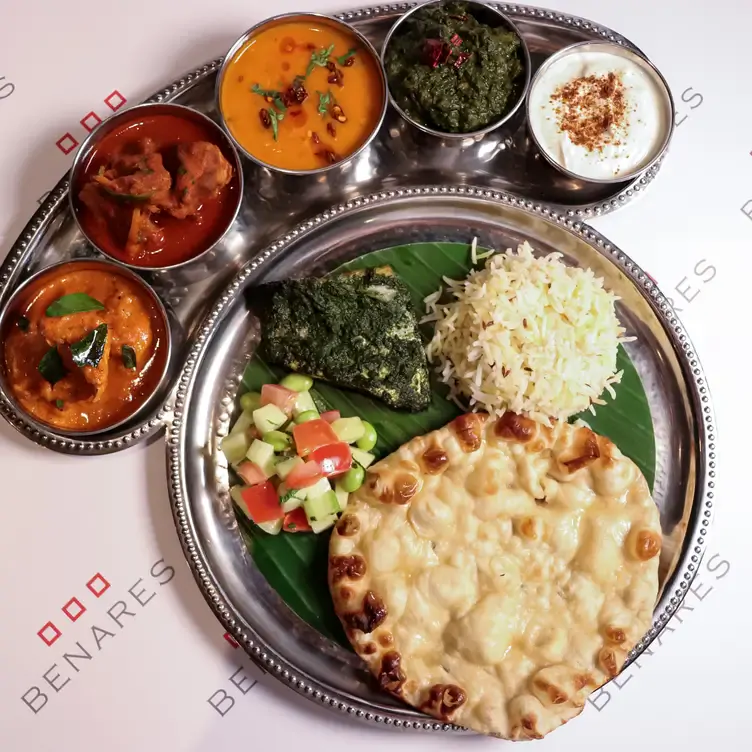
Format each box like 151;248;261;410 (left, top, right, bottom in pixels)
221;373;379;536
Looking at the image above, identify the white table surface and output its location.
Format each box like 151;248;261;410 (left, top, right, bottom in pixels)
0;1;747;750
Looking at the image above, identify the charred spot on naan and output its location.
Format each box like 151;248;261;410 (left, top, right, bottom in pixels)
341;590;387;634
420;683;467;720
450;412;486;452
329;555;367;584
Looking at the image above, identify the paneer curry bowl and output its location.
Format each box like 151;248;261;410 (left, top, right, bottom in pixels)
70;103;242;270
0;260;171;435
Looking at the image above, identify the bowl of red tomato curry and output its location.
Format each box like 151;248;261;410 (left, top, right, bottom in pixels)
70;103;243;270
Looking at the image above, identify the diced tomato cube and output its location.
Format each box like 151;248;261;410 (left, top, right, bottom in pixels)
286;460;323;489
292;418;339;457
283;507;312;533
310;442;352;477
320;410;341;424
239;481;282;524
261;383;297;414
236;461;267;486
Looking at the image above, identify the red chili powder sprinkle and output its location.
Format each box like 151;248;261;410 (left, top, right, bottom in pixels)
550;71;628;153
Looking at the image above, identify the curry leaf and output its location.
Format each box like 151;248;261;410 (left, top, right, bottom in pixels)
252;83;286;113
269;109;284;141
38;347;67;385
305;44;335;76
45;293;105;317
55;399;64;410
70;324;108;368
122;345;137;370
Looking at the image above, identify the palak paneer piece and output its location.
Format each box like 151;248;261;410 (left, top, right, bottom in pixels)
257;266;431;412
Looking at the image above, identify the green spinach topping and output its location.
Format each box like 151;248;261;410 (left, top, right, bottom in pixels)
45;293;105;318
384;1;524;133
70;324;108;368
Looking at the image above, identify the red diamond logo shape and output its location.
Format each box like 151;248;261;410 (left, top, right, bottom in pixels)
80;111;102;132
62;597;86;622
38;621;62;647
86;573;110;598
104;90;126;112
55;133;78;155
223;632;239;648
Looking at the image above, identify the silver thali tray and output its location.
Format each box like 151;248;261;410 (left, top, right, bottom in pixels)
167;186;715;730
0;2;674;455
0;1;713;732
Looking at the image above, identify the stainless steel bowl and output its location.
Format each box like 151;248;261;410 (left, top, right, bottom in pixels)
68;102;243;272
216;13;388;176
0;258;173;438
381;0;531;141
526;41;675;185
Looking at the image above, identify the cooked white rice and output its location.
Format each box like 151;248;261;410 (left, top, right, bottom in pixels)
423;240;630;424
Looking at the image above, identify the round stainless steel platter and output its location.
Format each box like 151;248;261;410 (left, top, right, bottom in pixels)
167;186;715;730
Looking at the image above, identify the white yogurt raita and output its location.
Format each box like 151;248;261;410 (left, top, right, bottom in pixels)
528;48;671;181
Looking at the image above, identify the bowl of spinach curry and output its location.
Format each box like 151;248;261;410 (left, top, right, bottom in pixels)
382;0;530;137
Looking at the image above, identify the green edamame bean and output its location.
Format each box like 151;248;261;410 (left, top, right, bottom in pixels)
280;373;314;392
240;391;262;412
262;430;291;452
340;464;365;493
296;410;319;424
356;420;377;451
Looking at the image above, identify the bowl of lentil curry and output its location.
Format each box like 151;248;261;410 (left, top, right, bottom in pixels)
381;0;530;139
217;13;387;174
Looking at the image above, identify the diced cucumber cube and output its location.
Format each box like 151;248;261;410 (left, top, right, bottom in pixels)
331;416;365;444
304;491;340;527
305;477;332;500
276;456;304;480
221;432;250;466
257;518;283;535
278;482;306;513
252;404;287;434
351;447;376;468
246;439;276;478
229;409;254;436
333;482;349;512
310;513;338;534
292;390;318;419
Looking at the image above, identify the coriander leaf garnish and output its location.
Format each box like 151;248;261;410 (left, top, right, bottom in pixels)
55;399;64;410
122;345;137;369
336;48;356;65
251;83;286;112
38;347;66;385
45;293;105;317
16;315;29;332
70;324;108;368
279;489;298;505
269;109;285;141
287;523;297;531
306;44;335;76
317;90;333;117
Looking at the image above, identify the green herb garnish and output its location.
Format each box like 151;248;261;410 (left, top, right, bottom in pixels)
279;489;298;505
122;345;137;369
101;186;155;202
287;523;297;531
177;165;187;176
306;44;335;76
317;90;333;117
17;315;29;332
269;109;284;141
251;83;286;113
336;48;356;65
45;293;105;318
38;347;66;385
70;324;108;368
55;399;64;410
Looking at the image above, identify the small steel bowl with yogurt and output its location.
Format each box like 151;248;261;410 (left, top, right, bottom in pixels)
526;41;675;184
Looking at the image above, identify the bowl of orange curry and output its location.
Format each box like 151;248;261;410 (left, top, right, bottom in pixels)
70;103;242;270
0;260;171;435
217;13;387;174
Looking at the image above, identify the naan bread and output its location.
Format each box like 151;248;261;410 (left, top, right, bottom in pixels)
328;412;661;740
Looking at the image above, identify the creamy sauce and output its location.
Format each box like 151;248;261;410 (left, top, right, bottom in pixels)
528;50;670;180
